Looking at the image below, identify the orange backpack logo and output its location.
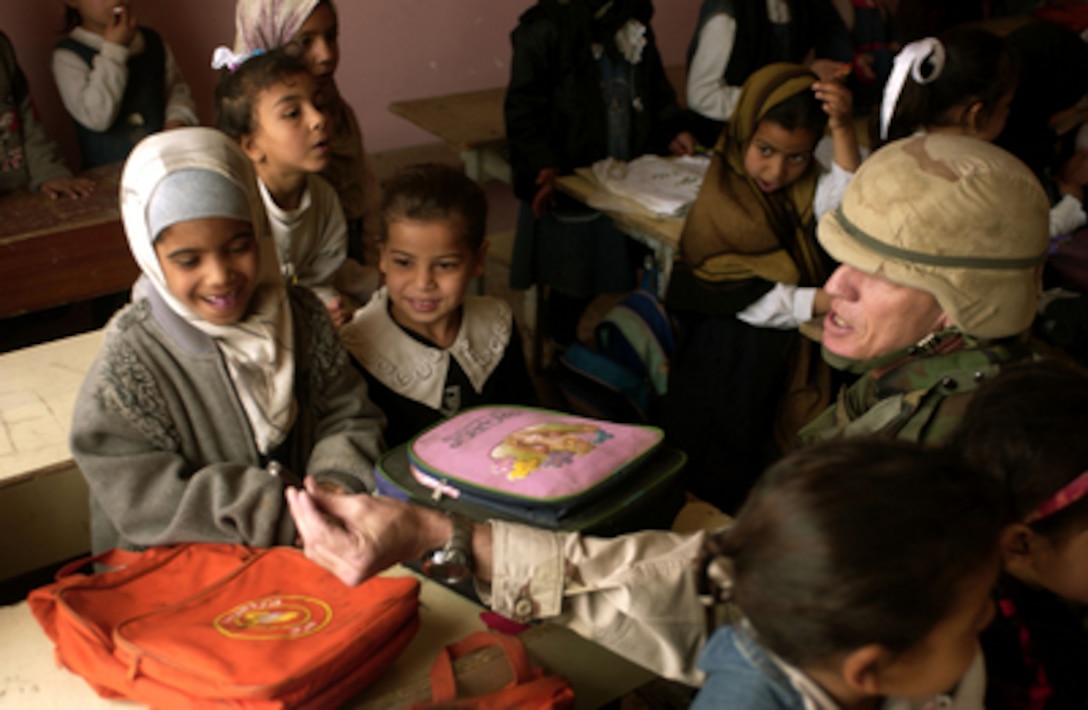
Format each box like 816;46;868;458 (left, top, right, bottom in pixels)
214;595;332;640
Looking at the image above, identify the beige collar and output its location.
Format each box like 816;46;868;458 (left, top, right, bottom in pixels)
341;287;513;410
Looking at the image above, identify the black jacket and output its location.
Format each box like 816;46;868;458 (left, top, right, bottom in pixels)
504;0;686;202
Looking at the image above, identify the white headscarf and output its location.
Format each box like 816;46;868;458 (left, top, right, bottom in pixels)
233;0;321;55
121;127;297;454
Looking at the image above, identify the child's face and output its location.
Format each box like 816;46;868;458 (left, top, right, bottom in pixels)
872;559;998;699
243;72;329;179
1020;526;1088;605
154;217;259;326
291;3;339;90
743;120;817;194
379;218;485;345
66;0;130;34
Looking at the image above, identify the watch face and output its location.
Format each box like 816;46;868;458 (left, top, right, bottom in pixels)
422;549;472;585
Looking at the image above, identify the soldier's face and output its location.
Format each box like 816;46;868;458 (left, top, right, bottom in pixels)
821;265;951;361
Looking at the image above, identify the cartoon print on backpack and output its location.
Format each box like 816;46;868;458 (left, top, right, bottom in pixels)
491;422;613;480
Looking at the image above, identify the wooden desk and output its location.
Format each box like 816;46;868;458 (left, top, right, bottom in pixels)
0;163;135;319
556;168;685;295
389;88;509;183
0;330;102;581
387;64;688;186
0;567;654;709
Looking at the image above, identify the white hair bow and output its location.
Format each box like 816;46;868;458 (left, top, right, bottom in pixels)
880;38;947;140
211;45;264;72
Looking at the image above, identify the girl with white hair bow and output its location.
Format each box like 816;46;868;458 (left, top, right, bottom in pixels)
879;27;1087;239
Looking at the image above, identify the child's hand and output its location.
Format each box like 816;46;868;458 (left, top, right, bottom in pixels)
669;131;697;156
39;176;95;200
104;5;138;48
532;167;557;219
813;80;854;132
325;296;352;328
164;119;189;130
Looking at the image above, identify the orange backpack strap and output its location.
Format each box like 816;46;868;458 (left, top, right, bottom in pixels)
428;631;537;702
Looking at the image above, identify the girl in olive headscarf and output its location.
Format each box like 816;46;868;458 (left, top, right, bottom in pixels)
665;62;859;513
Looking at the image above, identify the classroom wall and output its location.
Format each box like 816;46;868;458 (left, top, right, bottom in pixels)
0;1;701;170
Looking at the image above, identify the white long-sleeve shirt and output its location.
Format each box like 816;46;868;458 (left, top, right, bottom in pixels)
737;141;858;329
260;174;348;306
686;1;792;123
51;26;197;132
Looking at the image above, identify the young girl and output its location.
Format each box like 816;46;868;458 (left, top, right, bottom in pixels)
339;163;536;448
233;0;382;293
215;47;352;327
52;0;197;169
878;29;1086;238
1;31;93;198
506;0;696;351
665;61;859;513
69;127;384;554
949;360;1088;708
693;439;1003;708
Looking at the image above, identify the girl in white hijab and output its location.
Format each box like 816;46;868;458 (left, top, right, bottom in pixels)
71;127;385;554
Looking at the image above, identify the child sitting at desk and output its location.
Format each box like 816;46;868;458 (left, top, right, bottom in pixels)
69;127;384;554
340;163;536;448
234;0;382;302
215;47;353;327
0;31;92;199
52;0;198;169
665;62;860;513
505;0;695;350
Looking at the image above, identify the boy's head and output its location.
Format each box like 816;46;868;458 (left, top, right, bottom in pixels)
215;48;329;178
122;127;275;326
377;163;489;345
950;359;1088;604
719;439;1002;699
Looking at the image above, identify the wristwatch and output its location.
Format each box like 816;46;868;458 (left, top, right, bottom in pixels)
420;512;475;584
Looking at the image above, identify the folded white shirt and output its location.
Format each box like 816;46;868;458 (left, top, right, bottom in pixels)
591;154;711;217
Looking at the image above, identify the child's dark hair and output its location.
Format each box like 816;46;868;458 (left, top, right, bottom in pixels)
881;28;1020;145
949;359;1088;542
716;439;1002;668
215;48;312;140
380;163;488;252
759;88;828;137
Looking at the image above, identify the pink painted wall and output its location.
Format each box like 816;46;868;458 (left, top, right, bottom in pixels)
0;1;701;170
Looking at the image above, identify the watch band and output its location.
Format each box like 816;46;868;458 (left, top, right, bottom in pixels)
420;512;475;584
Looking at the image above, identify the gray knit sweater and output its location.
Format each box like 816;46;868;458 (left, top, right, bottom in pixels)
70;284;386;553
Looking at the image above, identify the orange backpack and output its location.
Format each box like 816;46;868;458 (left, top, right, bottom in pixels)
28;543;420;709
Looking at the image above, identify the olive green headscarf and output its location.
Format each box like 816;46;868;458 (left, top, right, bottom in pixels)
680;62;827;288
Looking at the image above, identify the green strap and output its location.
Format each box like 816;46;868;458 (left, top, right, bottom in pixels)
832;206;1047;270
